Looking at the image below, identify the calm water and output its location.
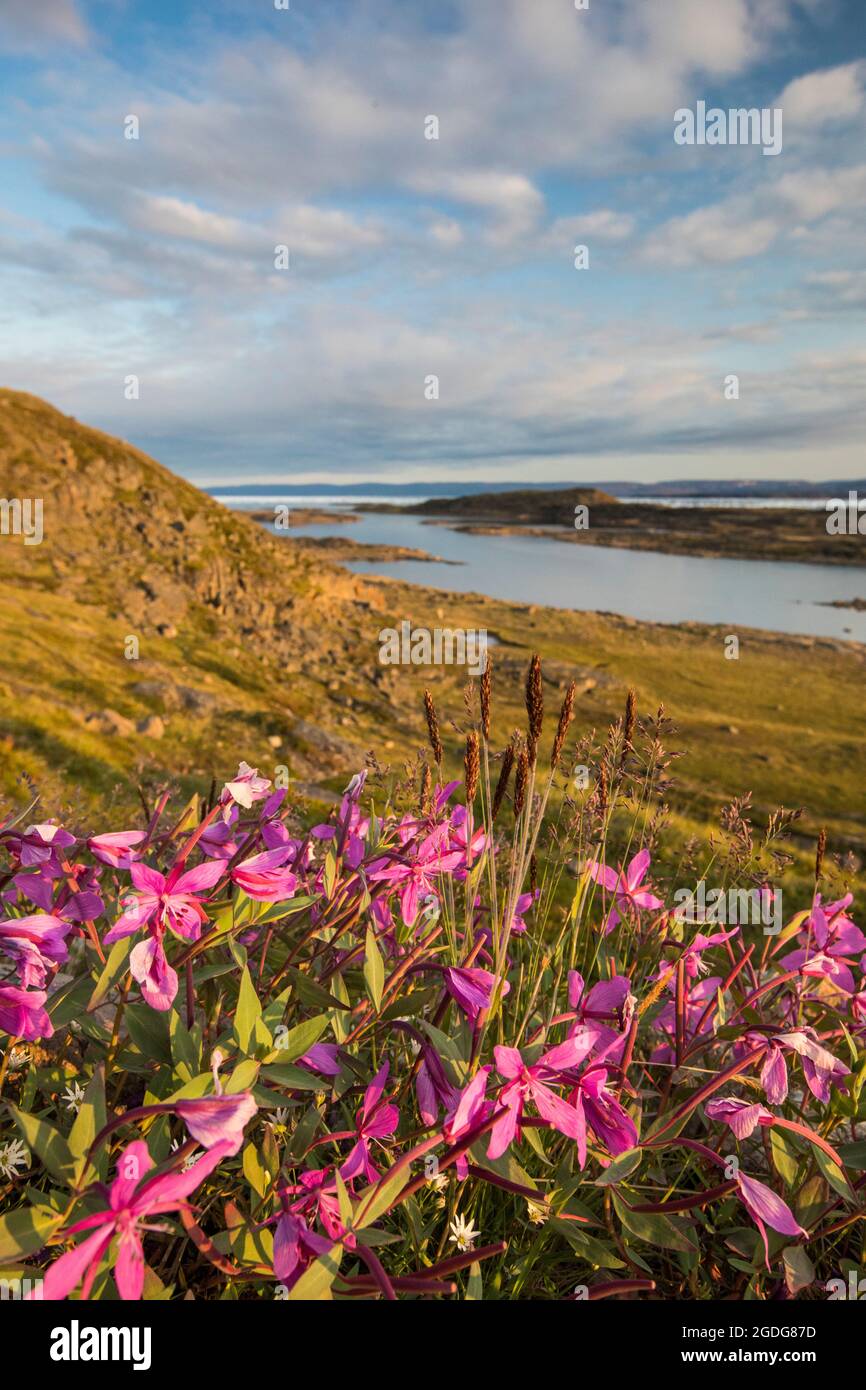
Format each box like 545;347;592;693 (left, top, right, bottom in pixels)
238;508;866;643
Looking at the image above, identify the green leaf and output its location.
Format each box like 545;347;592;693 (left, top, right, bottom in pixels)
264;1014;330;1065
814;1146;857;1205
252;896;318;926
466;1260;483;1300
281;967;351;1013
233;967;272;1055
8;1107;74;1185
68;1066;107;1183
0;1206;63;1263
259;1063;324;1092
355;1160;412;1229
169;1011;200;1081
87;938;132;1012
363;927;385;1012
334;1171;354;1229
783;1244;815;1295
286;1243;342;1299
612;1193;698;1254
226;1059;260;1095
837;1140;866;1171
770;1127;800;1187
125;1004;172;1064
242;1142;270;1200
595;1147;642;1187
286;1104;323;1160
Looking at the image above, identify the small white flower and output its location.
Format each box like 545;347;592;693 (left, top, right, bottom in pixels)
170;1139;202;1172
62;1081;86;1113
526;1199;548;1226
448;1212;480;1253
430;1171;449;1193
266;1107;291;1135
0;1138;29;1180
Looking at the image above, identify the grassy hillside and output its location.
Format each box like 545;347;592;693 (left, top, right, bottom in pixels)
0;389;863;870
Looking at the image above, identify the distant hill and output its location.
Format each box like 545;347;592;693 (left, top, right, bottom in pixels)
360;486;618;521
206;477;866;501
0;390;395;811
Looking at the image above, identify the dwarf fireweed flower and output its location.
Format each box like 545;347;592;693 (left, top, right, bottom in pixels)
38;1139;232;1300
586;848;664;933
103;858;225;1010
488;1036;599;1160
340;1063;400;1183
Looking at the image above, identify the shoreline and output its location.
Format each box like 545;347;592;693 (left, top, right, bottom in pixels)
354;496;866;568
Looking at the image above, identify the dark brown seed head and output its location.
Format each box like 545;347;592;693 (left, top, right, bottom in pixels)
492;743;515;820
529;852;538;897
622;688;637;760
423;689;443;765
550;679;576;770
597;763;609;817
514;747;529;818
815;827;827;881
464;731;480;805
525;653;543;764
480;655;492;741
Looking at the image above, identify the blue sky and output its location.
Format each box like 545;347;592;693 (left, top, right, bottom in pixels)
0;0;864;484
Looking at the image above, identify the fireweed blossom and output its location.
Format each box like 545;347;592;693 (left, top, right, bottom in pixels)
755;1030;850;1105
0;983;53;1040
734;1171;806;1269
0;913;72;988
444;966;509;1022
704;1096;776;1140
488;1035;600;1160
87;831;146;870
586;849;664;934
340;1063;400;1183
103;858;225;1010
37;1139;232;1300
369;827;464;927
231;847;297;901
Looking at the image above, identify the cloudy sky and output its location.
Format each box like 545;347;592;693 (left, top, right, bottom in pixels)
1;0;865;485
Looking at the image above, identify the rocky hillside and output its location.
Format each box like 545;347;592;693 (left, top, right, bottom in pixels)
0;390;397;812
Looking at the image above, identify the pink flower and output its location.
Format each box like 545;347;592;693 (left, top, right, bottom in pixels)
587;849;664;934
0;913;72;988
273;1211;332;1287
105;859;225;946
340;1063;399;1183
38;1139;231;1300
0;983;53;1040
176;1093;257;1155
566;1063;639;1169
231;848;297;902
488;1035;598;1160
705;1096;775;1140
103;858;224;1011
221;762;271;809
87;831;146;870
5;822;76;868
444;966;508;1022
734;1171;806;1269
369;828;464;927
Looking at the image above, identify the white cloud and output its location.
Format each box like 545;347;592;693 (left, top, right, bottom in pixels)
778;62;866;126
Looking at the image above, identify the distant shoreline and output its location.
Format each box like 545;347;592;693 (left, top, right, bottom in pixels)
349;491;866;568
